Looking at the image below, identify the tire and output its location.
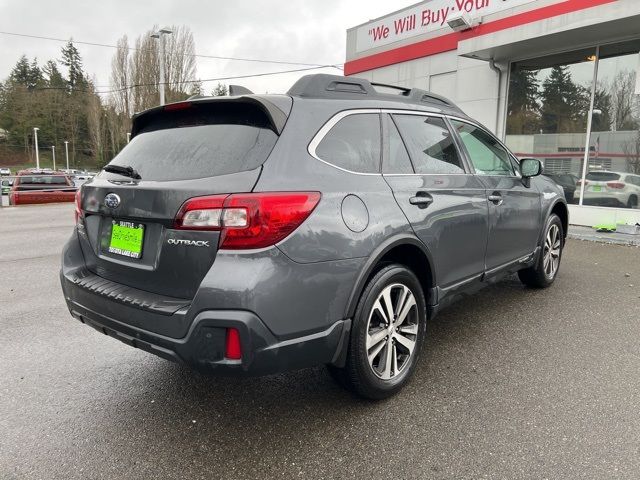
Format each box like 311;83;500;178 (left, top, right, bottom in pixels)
518;213;564;288
627;195;638;209
329;264;427;400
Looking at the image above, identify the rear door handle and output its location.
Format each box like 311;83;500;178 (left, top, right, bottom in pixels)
488;192;503;205
409;192;433;208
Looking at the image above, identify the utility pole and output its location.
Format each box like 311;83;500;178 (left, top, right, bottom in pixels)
33;127;40;170
64;141;69;171
51;146;56;170
151;28;173;106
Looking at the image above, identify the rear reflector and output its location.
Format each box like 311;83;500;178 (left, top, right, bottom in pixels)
225;328;242;360
174;192;321;249
74;188;83;223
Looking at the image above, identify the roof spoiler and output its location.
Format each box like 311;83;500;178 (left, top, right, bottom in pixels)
131;96;291;137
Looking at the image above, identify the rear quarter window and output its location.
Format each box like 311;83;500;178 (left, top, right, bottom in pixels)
314;113;381;174
106;102;279;182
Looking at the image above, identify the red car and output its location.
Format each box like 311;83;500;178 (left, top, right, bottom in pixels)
10;173;77;205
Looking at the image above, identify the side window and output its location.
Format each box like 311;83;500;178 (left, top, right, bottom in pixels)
315;113;381;173
384;116;414;174
393;115;465;174
450;120;514;176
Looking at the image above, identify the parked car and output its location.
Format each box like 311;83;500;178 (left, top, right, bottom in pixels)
10;173;76;205
1;178;13;194
0;167;11;176
60;74;568;399
544;173;578;203
575;171;640;208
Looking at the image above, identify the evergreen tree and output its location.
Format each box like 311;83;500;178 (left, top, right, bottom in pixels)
211;83;228;96
60;40;86;92
507;67;540;134
539;66;589;134
43;60;65;88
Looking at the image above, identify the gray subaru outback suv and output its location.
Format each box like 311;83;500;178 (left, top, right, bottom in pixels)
60;74;567;399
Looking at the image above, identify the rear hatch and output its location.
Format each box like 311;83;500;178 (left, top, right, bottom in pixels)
77;97;291;299
583;172;623;194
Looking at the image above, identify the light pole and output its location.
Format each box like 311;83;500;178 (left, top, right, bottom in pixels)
127;132;131;144
64;141;69;171
33;127;40;170
51;146;56;171
151;28;173;106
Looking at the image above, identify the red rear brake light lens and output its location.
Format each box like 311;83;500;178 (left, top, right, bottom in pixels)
74;189;83;223
174;192;321;249
220;192;321;249
577;180;589;187
606;182;625;189
225;328;242;360
164;101;192;112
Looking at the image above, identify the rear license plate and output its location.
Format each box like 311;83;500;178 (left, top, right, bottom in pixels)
108;220;145;259
592;185;602;192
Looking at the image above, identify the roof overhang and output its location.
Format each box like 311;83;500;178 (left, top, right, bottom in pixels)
459;1;640;62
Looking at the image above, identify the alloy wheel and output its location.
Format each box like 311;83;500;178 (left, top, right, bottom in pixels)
365;283;418;380
543;224;561;279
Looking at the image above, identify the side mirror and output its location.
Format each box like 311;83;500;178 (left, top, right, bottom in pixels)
520;158;542;178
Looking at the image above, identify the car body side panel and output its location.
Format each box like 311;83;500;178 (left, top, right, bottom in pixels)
257;99;414;264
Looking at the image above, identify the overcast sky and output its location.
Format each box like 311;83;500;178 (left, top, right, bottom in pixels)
0;0;416;96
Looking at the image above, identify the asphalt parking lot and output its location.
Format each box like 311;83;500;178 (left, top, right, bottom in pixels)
1;203;640;479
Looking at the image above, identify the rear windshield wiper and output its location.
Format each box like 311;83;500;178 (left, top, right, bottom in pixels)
103;164;142;180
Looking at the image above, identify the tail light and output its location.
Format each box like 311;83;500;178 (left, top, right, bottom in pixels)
74;189;83;223
577;180;589;187
174;192;321;249
225;328;242;360
606;182;625;189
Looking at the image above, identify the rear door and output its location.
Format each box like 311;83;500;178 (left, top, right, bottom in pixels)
449;119;541;272
78;99;288;299
382;112;488;292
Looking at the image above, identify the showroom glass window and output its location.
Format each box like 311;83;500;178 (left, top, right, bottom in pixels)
506;41;640;208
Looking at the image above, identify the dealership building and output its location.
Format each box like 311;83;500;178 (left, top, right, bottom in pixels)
345;0;640;226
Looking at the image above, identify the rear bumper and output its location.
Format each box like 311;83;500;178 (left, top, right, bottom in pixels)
60;271;350;376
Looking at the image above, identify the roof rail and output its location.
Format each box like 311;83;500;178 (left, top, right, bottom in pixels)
287;74;462;113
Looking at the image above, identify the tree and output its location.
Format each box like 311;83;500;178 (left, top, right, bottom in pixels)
211;83;228;96
539;66;589;134
610;70;639;131
60;40;86;93
591;82;613;132
507;67;540;134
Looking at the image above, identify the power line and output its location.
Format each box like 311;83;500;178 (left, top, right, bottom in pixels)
32;64;338;95
0;30;343;69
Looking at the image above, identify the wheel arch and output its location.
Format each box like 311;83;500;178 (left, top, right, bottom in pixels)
549;200;569;240
344;234;437;319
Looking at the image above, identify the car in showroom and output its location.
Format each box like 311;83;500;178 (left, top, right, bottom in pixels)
60;74;568;399
575;171;640;208
10;172;76;205
544;173;578;203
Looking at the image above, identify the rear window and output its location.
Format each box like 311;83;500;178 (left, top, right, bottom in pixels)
586;172;620;181
18;176;68;185
107;102;279;182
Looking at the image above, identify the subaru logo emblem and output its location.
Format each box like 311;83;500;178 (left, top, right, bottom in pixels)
104;193;121;209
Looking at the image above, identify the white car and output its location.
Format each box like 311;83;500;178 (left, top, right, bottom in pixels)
575;171;640;208
0;168;11;176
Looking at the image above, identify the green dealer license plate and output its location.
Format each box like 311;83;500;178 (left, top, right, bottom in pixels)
108;220;145;259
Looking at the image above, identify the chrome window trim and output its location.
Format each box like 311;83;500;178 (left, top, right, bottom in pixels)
447;116;521;179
